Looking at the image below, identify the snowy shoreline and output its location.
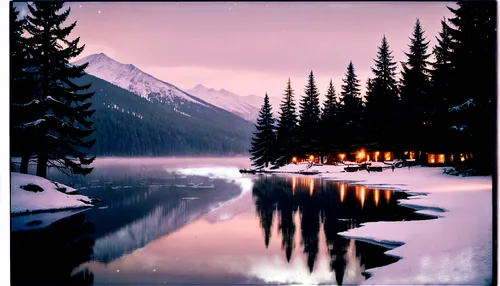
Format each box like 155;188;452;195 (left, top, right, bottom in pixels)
10;172;95;216
265;164;492;285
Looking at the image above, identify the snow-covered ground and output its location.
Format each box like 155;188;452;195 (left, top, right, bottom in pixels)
268;164;493;285
11;172;93;215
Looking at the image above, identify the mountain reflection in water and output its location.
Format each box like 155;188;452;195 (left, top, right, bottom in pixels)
10;160;434;286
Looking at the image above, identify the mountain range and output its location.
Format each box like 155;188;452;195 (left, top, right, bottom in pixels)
71;53;260;156
73;53;282;122
184;84;282;122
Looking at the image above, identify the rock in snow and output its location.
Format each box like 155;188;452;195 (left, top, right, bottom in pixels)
10;172;94;215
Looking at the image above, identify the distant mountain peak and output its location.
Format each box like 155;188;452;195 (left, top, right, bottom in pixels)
193;84;207;89
72;53;209;107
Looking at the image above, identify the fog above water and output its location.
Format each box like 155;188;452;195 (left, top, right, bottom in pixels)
90;156;253;169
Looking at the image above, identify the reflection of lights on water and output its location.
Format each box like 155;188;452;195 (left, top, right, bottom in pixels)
374;189;380;206
340;184;345;202
385;190;391;203
292;177;297;195
360;187;365;208
309;179;314;196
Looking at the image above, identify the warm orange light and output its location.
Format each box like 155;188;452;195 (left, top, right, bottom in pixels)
375;151;380;162
409;152;415;160
375;151;380;155
339;154;345;160
292;177;297;195
340;184;345;202
374;189;380;206
385;190;391;203
460;154;465;161
438;154;445;163
292;157;297;163
357;151;365;159
309;179;314;196
360;187;366;208
428;154;436;164
309;155;314;161
385;152;391;161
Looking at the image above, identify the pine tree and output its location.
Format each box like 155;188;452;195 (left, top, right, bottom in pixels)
298;71;322;159
364;36;400;151
10;4;33;174
250;93;276;168
338;61;363;151
24;2;96;177
445;1;496;174
275;79;298;166
320;79;339;156
428;18;455;156
399;19;432;159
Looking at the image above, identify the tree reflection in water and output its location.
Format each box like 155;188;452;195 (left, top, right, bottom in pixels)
252;176;433;285
11;213;95;286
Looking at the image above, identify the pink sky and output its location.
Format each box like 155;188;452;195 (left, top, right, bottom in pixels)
16;2;454;101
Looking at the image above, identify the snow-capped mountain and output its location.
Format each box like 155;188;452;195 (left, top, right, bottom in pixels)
71;53;256;155
184;84;282;122
72;53;210;111
73;52;281;122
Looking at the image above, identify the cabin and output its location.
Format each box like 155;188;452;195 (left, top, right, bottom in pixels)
291;148;473;167
424;152;473;166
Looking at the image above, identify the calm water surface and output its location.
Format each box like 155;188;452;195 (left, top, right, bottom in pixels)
11;158;433;286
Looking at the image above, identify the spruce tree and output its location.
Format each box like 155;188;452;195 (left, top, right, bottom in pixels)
320;79;339;156
429;18;455;156
364;36;400;151
338;61;363;151
298;71;322;160
250;93;276;168
399;19;432;159
275;79;298;166
445;1;496;174
10;4;33;174
25;2;96;177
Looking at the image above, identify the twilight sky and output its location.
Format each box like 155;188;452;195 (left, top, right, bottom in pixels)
16;2;455;101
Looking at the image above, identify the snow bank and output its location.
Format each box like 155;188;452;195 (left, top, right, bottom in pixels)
264;163;346;174
282;165;492;285
11;172;93;215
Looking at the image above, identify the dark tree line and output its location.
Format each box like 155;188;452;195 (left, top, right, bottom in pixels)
10;2;96;177
250;1;496;175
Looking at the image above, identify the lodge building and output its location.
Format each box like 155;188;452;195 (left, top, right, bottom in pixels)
291;149;473;166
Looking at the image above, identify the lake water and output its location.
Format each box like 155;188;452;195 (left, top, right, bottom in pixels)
11;158;434;286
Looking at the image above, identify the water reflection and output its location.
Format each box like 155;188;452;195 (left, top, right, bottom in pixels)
11;160;435;286
11;165;246;285
252;176;432;285
11;213;95;286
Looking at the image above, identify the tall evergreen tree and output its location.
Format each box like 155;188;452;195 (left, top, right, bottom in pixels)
399;19;432;160
445;1;496;174
320;79;339;156
364;36;400;152
10;4;33;174
24;2;96;177
275;79;298;166
338;61;364;151
428;18;455;157
249;93;276;168
298;71;322;160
